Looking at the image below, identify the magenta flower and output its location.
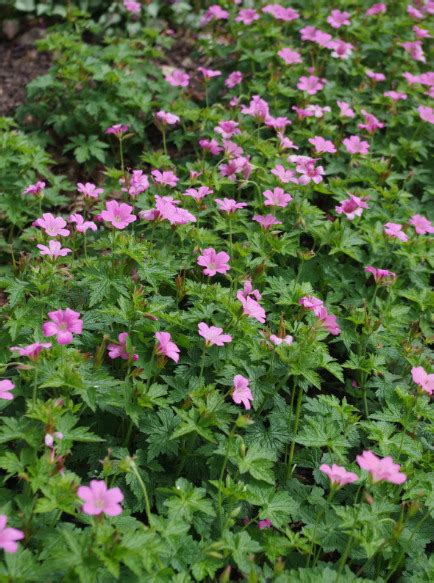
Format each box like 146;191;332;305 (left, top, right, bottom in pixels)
278;134;299;150
215;198;248;213
105;124;129;137
327;9;351;28
418;105;434;124
77;182;104;199
299;295;324;316
78;480;123;516
241;95;270;120
198;323;232;347
265;116;291;130
107;333;138;361
411;367;434;396
10;342;51;359
225;71;243;88
237;292;266;323
309;136;336;154
328;39;354;60
263;187;292;208
365;3;387;16
317;308;341;336
235;8;259;25
214;120;240;139
37;240;72;258
100;200;137;230
401;41;426;63
358;110;384;134
297;75;326;95
184;186;213;202
69;213;97;233
0;380;15;401
151;170;179;187
220;156;252;181
269;334;293;346
165;69;190;88
197;248;230;276
155;111;180;125
155;331;180;363
253;214;283;229
364;266;396;284
384;222;408;242
366;70;386;82
197;67;221;80
271;164;298;184
33;213;70;237
120;170;150;197
320;463;358;487
278;48;302;65
199;138;223;155
384;90;407;101
335;194;369;220
343;135;370;155
409;214;434;235
124;0;141;14
258;519;272;529
413;25;431;38
356;451;407;485
141;195;196;225
0;515;24;553
232;375;253;410
42;309;83;345
201;4;229;24
337;101;355;118
24;180;45;196
296;160;325;185
263;4;299;21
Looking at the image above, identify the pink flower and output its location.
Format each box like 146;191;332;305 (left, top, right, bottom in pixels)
77;182;104;199
309;136;336;154
235;8;259;25
356;451;407;485
297;75;326;95
296;160;325;185
411;366;434;396
197;67;221;80
151;170;179;187
215;198;248;213
184;186;213;202
358;110;384;134
384;91;407;101
237;292;266;323
407;4;424;19
156;111;180;125
225;71;243;88
337;101;355;118
0;515;24;553
418;105;434;124
24;181;45;196
197;248;230;276
317;308;341;336
278;48;302;65
198;323;232;347
366;70;386;82
165;69;190;87
384;222;408;242
253;214;283;229
215;120;240;139
278;133;299;150
409;214;434;235
328;40;354;60
263;4;299;21
263;187;292;207
155;331;180;363
258;518;272;529
37;240;72;258
201;4;229;24
199;138;223;155
107;332;138;361
232;375;253;410
401;41;426;63
365;3;386;16
220;156;252;181
299;295;324;316
320;463;358;486
269;334;293;346
42;309;83;345
413;26;431;39
343;135;370;155
241;95;270;120
120;170;149;197
33;213;70;237
265;116;291;130
105;124;129;137
271;164;298;184
364;266;396;284
143;195;196;225
327;9;350;28
10;342;51;359
335;194;369;220
78;480;124;516
69;213;97;233
0;380;15;401
100;200;137;230
124;0;141;14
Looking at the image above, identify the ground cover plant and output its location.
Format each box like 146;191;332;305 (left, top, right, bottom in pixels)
0;1;433;581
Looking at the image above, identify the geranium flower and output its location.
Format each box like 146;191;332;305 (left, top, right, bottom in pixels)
269;334;293;346
225;71;243;88
384;222;408;242
320;463;358;486
237;292;266;323
100;200;137;230
258;519;272;529
366;70;386;82
77;480;124;516
214;121;240;139
411;366;434;396
124;0;141;14
42;309;83;345
199;139;223;155
337;101;355;118
183;186;213;202
77;182;104;199
215;198;247;213
220;156;252;181
10;342;51;359
343;135;370;154
296;160;325;185
151;170;179;187
278;48;302;65
198;323;232;347
37;240;72;258
253;214;283;229
120;170;149;197
356;451;406;484
409;214;434;234
155;111;180;125
263;4;299;21
0;380;15;401
299;295;324;316
107;333;138;361
364;266;396;284
69;214;97;233
155;331;180;363
327;9;351;28
33;213;70;237
235;8;259;25
309;136;336;154
418;105;434;124
263;187;292;207
197;67;221;80
0;516;24;553
24;181;45;196
165;69;190;87
232;375;253;409
365;3;387;16
297;75;326;95
401;41;426;63
105;124;129;136
335;194;369;220
328;40;354;60
358;110;384;133
197;248;230;276
383;91;407;101
271;165;298;184
241;95;270;120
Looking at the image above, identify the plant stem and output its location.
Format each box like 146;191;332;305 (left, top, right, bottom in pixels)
217;426;236;534
162;128;168;157
128;458;152;526
119;138;125;173
32;366;39;410
286;385;303;480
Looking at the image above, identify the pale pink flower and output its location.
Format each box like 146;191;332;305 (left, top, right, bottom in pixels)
299;25;319;42
241;95;270;120
235;8;259;25
356;451;406;485
183;186;213;202
105;124;129;136
337;101;355;118
263;187;292;207
265;116;291;130
418;105;434;124
215;120;240;139
197;67;221;80
269;334;293;346
155;111;180;125
215;198;247;213
124;0;141;14
222;139;243;157
225;71;243;88
411;366;434;396
271;164;298;184
335;194;369;220
327;9;351;28
296;160;325;185
78;480;123;516
384;222;408;242
108;332;138;361
263;4;299;22
33;213;70;237
165;69;190;87
343;135;370;155
197;248;230;276
155;331;180;363
10;342;51;359
100;200;137;230
409;214;434;235
237;292;266;323
198;323;232;347
0;380;15;401
37;240;72;258
0;515;24;553
77;182;104;199
366;70;386;82
407;4;424;19
297;75;326;95
384;91;407;101
278;133;299;150
320;463;358;486
232;375;253;410
120;170;149;197
358;110;384;134
401;41;426;63
278;48;302;65
239;280;262;301
258;519;272;529
413;25;431;38
151;170;179;187
364;266;396;284
199;138;223;155
365;3;386;16
24;181;45;196
253;214;282;229
309;136;336;154
42;309;83;345
69;213;97;233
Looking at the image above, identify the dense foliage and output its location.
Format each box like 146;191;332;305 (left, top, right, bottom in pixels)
0;1;433;581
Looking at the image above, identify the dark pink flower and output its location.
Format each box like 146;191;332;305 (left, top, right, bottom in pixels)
365;3;386;16
197;248;230;276
215;120;240;139
411;366;434;396
197;67;221;80
237;292;266;323
105;124;129;137
364;266;396;284
120;170;149;197
335;194;369;220
366;70;386;82
241;95;270;120
337;101;355;118
271;164;298;184
155;111;180;125
155;331;180;363
42;309;83;345
235;8;259;25
199;138;223;155
183;186;213;202
24;181;45;196
383;90;407;101
0;515;24;553
108;332;138;361
258;519;272;529
263;4;299;22
10;342;51;359
409;214;434;235
356;451;406;485
232;375;253;409
418;105;434;124
358;110;384;133
198;323;232;347
78;480;124;516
